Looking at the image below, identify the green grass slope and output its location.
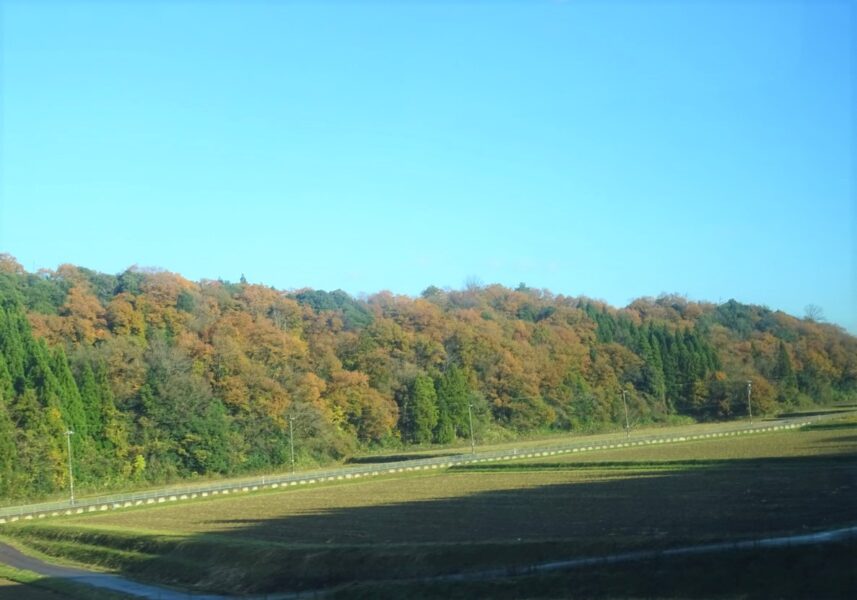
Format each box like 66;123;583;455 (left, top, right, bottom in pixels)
2;417;855;596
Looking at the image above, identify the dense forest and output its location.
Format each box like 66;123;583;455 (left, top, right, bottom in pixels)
1;253;855;500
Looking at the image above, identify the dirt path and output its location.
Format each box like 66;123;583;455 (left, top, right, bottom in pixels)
0;541;232;599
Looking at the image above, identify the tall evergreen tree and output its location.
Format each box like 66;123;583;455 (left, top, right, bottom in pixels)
0;304;27;391
0;388;19;497
433;393;455;444
773;341;798;402
52;348;88;439
436;366;470;438
640;334;667;409
78;363;103;440
405;374;438;444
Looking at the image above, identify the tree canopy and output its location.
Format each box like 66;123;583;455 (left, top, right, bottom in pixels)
1;258;855;500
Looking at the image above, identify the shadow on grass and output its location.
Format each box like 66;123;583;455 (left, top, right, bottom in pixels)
0;581;59;600
326;541;857;600
778;408;857;418
452;455;857;472
0;578;124;600
804;422;857;431
7;445;857;598
814;435;857;446
346;452;453;465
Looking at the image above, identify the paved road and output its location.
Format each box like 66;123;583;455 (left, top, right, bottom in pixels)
0;541;233;599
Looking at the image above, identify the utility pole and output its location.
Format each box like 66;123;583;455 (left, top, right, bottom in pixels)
621;390;630;439
747;380;753;424
288;415;295;473
64;430;75;505
467;402;476;455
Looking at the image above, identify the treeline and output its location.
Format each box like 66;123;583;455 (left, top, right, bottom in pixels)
0;254;855;500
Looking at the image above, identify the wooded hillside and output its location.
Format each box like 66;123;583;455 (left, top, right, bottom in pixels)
1;254;854;500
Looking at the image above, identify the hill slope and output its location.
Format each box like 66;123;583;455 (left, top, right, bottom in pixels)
1;253;855;499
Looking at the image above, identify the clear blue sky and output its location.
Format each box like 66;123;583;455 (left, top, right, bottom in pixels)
1;1;854;332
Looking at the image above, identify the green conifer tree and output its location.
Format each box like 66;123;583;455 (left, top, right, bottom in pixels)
407;374;438;444
52;348;88;439
436;366;471;438
0;388;19;497
78;363;103;440
773;341;798;402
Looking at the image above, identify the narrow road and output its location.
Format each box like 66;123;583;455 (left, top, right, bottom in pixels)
0;541;232;600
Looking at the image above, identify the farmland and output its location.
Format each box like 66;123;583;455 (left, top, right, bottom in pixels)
2;417;856;597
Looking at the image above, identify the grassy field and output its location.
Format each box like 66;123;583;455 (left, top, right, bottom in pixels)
326;541;857;599
3;408;848;510
0;577;65;600
2;416;856;596
347;412;827;464
351;405;856;461
0;564;127;600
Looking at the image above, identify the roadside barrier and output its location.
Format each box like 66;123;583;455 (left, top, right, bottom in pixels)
0;413;840;524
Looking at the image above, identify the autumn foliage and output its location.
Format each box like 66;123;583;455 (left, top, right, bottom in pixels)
1;254;855;500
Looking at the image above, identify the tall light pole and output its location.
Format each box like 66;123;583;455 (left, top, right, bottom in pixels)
467;402;476;455
746;380;753;424
288;415;295;473
621;390;630;439
64;430;75;505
